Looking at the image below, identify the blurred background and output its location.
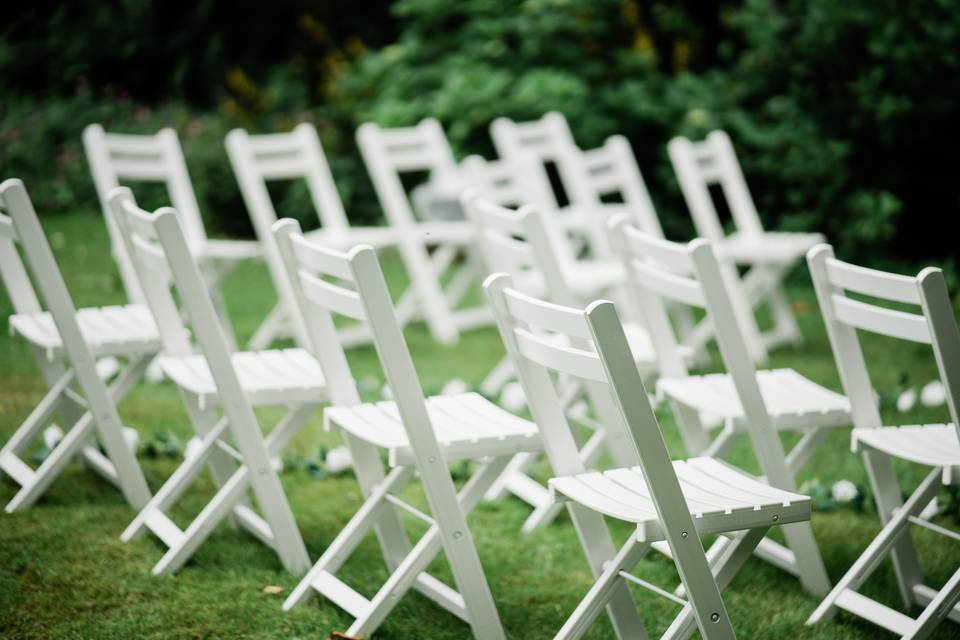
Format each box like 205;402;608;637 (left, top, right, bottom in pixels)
2;0;958;278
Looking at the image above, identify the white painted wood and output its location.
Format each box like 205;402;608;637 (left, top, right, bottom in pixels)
83;124;257;348
357;119;489;345
226;124;399;349
611;217;839;596
275;218;535;638
807;245;960;638
668;130;822;357
107;188;319;575
485;272;812;639
0;179;154;512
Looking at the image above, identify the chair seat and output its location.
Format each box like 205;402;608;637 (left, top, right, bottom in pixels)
9;304;160;358
550;457;811;541
657;368;851;431
325;392;541;465
716;231;824;266
159;348;326;408
853;424;960;468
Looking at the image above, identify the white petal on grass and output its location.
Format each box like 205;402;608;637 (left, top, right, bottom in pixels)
921;381;946;407
831;479;858;503
441;378;469;396
325;446;353;474
43;425;64;449
896;388;917;413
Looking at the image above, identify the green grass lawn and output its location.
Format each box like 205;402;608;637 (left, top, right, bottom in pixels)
2;211;959;639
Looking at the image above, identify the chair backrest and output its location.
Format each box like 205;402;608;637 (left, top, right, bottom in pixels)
83;124;208;302
225;123;351;345
490;112;575;210
356;119;459;228
0;179;146;503
490;111;577;167
556;135;664;257
808;245;960;440
226;124;351;241
609;215;791;471
461;193;575;306
668;130;764;242
459;152;556;214
484;272;700;539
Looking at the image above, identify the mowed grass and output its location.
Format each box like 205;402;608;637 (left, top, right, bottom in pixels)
1;210;959;639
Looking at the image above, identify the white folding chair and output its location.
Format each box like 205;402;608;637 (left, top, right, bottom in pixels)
668;131;824;358
274;219;539;639
108;188;318;575
357;118;489;345
610;216;851;596
464;194;662;531
485;272;814;640
226;123;397;349
83;124;261;347
0;178;154;512
807;246;960;638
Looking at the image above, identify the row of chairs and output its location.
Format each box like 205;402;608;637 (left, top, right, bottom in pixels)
2;115;959;638
83;113;813;363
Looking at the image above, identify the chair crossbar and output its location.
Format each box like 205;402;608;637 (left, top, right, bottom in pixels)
907;515;960;543
832;294;932;344
617;570;689;607
502;286;592;338
825;256;921;304
298;270;365;320
631;258;706;308
384;494;437;525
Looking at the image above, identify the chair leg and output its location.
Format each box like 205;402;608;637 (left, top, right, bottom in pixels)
909;565;960;640
397;238;459;345
554;531;651;640
479;355;515;397
807;467;942;626
662;526;769;640
671;401;714;456
863;449;926;609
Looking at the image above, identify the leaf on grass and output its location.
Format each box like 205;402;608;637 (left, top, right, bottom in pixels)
329;632;363;640
262;585;284;595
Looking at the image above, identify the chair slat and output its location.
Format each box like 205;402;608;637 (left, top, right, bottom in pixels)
109;158;172;181
630;259;706;308
131;234;173;283
513;327;606;382
503;287;592;339
298;270;365;321
290;234;354;280
825;257;921;305
621;226;697;274
832;294;932;344
255;155;310;180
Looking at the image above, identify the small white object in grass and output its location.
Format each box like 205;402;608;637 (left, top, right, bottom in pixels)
325;446;353;474
699;411;724;429
831;479;858;503
381;383;393;400
500;382;526;411
184;436;204;460
95;357;120;381
122;427;140;452
43;425;64;449
896;388;918;413
146;360;165;383
441;378;469;396
920;381;946;407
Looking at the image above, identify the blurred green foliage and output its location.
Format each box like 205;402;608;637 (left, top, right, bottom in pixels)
1;0;958;278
